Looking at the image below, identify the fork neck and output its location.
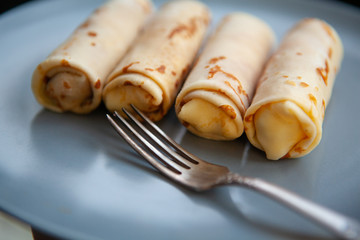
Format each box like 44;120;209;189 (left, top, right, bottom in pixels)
222;172;256;188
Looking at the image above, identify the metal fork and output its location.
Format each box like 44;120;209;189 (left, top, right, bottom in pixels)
106;105;360;239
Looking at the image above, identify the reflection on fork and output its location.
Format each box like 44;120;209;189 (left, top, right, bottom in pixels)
106;105;360;240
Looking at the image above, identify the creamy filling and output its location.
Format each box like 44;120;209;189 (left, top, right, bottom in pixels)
103;73;163;116
177;92;242;140
253;101;313;160
45;72;92;111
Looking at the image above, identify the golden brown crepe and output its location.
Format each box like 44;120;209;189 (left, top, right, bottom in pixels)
102;0;211;121
32;0;153;114
175;13;275;140
244;18;343;160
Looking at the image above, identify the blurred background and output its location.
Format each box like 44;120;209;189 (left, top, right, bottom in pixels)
0;0;359;14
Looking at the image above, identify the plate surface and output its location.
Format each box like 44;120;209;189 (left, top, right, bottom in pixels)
0;0;359;239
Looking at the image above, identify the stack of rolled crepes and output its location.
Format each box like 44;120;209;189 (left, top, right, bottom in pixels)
175;13;275;140
102;0;211;122
32;0;153;114
244;18;343;160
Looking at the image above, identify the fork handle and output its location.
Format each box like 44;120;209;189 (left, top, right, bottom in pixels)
227;173;360;239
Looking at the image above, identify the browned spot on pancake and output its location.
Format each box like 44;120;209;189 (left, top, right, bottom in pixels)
285;80;296;86
94;79;101;89
244;114;253;122
91;42;96;46
88;31;97;37
316;60;330;86
297;76;302;80
223;81;246;109
322;99;326;118
237;85;243;94
294;147;305;154
238;84;249;101
208;65;238;82
296;52;303;56
240;90;249;103
224;81;236;93
168;17;201;39
63;81;71;89
156;65;166;74
169;25;190;39
300;82;309;87
171;71;176;76
145;68;154;71
123;81;134;86
209;56;226;64
175;79;181;89
61;59;70;67
321;22;336;41
209;66;248;104
282;75;289;78
79;20;91;29
219;105;236;119
308;93;317;105
208;65;221;79
122;61;140;73
328;48;333;59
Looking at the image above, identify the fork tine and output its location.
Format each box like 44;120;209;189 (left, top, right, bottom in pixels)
130;104;200;164
121;108;192;169
106;112;181;175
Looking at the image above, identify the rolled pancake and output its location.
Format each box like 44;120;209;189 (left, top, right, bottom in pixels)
32;0;153;114
175;13;275;140
102;0;211;121
244;18;343;160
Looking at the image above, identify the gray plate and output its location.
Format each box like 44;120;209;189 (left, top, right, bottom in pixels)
0;0;359;239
